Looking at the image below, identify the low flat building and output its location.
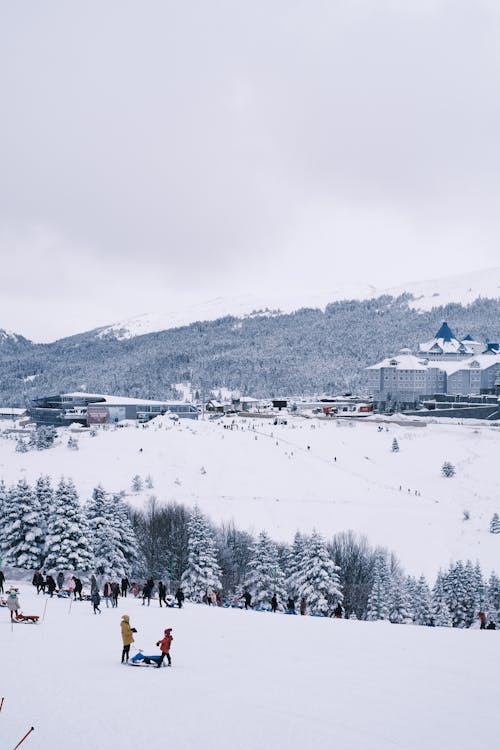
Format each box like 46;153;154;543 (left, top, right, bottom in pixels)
29;392;199;426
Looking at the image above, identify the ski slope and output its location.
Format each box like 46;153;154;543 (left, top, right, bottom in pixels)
1;416;499;578
1;582;498;750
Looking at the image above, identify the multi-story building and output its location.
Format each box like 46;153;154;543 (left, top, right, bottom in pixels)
364;323;500;405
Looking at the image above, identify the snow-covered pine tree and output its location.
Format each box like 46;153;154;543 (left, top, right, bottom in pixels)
44;478;93;573
413;575;433;626
67;436;79;450
245;530;287;610
489;513;500;534
181;506;222;602
487;572;500;621
36;425;57;450
131;475;143;492
431;573;453;627
442;561;473;628
34;475;54;539
1;478;45;569
109;493;140;574
15;438;28;453
296;530;342;616
391;438;399;453
284;531;308;599
0;479;6;554
86;485;126;577
366;554;392;621
388;576;413;624
441;461;456;478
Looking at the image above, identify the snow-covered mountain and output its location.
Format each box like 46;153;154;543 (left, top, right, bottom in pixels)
94;267;500;341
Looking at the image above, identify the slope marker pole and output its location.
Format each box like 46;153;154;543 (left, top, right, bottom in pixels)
42;598;48;622
13;726;34;749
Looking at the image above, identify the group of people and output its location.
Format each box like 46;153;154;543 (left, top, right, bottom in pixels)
32;571;84;599
120;614;173;667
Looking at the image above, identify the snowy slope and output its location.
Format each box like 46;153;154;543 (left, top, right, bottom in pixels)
2;416;500;578
1;582;499;750
94;267;500;340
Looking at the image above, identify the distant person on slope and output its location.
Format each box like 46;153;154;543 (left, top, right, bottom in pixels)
158;581;167;607
271;594;278;613
175;587;185;608
120;615;137;663
57;571;64;591
111;581;120;608
72;576;83;600
32;570;43;594
300;597;307;616
121;577;129;597
7;587;20;622
46;575;57;598
103;582;112;608
0;568;5;594
242;591;252;610
486;619;496;630
91;590;101;614
156;628;173;667
142;579;154;606
479;611;487;630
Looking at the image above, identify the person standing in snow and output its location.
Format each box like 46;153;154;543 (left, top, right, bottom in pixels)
90;574;98;595
271;594;278;613
91;590;101;614
158;581;167;607
0;568;5;594
111;581;120;608
287;597;296;613
103;582;112;608
120;615;137;663
32;571;43;594
7;587;20;622
72;576;83;600
142;579;154;606
46;575;57;598
479;611;487;630
242;591;252;610
156;628;173;667
300;597;307;616
121;577;129;597
175;587;185;608
57;571;64;591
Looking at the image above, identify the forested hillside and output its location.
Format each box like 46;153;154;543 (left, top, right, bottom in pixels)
1;295;499;405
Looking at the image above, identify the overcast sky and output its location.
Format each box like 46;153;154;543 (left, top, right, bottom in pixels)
1;0;499;341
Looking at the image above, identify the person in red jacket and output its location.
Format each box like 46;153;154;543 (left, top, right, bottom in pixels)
156;628;173;667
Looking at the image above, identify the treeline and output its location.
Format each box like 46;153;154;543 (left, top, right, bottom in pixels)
1;474;497;626
2;295;500;405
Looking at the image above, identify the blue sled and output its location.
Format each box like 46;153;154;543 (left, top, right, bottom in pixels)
129;651;162;667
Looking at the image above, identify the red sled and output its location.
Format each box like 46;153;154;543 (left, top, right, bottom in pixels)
15;612;39;623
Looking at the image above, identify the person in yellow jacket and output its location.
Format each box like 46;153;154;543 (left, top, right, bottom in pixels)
120;615;137;663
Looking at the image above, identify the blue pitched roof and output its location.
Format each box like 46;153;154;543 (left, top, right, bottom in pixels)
435;322;456;342
462;334;473;341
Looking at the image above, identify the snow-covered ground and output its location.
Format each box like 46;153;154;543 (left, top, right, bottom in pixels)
1;581;498;750
1;416;499;579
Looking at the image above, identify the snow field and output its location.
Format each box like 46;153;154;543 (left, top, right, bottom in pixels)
1;582;499;750
1;416;499;577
